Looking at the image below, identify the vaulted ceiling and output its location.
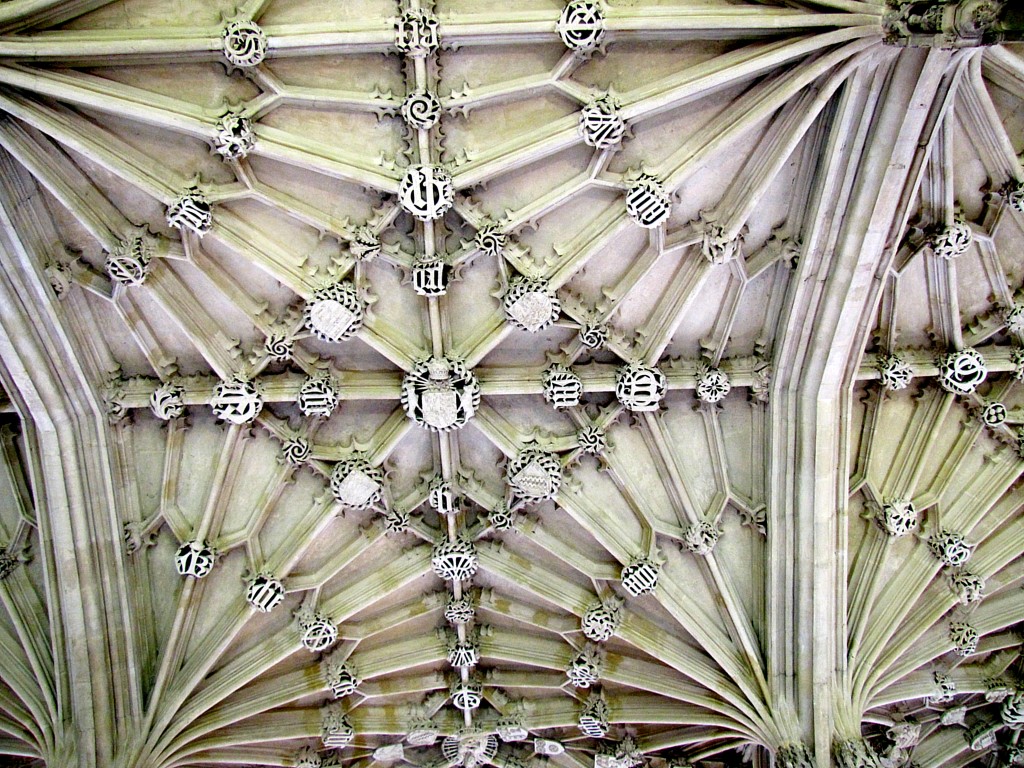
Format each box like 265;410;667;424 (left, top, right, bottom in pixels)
0;1;1023;767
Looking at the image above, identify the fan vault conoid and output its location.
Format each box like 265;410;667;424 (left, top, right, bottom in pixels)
0;1;1023;767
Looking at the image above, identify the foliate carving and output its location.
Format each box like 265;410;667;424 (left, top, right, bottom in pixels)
615;363;667;412
981;401;1007;427
395;9;439;57
878;498;917;537
412;256;449;296
930;220;974;259
450;679;483;711
544;365;583;409
596;737;643;768
949;569;984;604
46;261;72;298
620;555;660;596
487;501;517;531
752;361;771;402
322;652;361;697
696;216;742;264
1008;745;1024;765
295;745;322;768
431;536;478;582
245;572;285;612
928;529;973;567
929;671;957;704
175;541;216;579
557;0;605;52
506;449;562;501
429;476;457;516
213;112;255;160
878;355;912;391
282;437;311;465
445;596;474;625
299;375;339;418
441;731;497;764
399;165;454;221
264;334;292;361
150;381;184;420
321;704;354;748
682;521;720;555
938;348;987;394
296;605;338;652
887;721;921;749
567;645;602;688
330;456;384;508
949;621;978;656
475;226;506;256
166;186;212;235
832;739;882;768
578;426;606;455
106;234;151;285
350;226;381;261
304;282;364;343
504;277;561;332
696;367;730;404
579;96;625;149
0;550;26;580
401;357;480;431
211;379;263;424
884;1;1009;48
580;322;608;349
776;744;813;768
496;717;528;742
1001;691;1024;728
579;692;610;737
222;20;267;67
625;174;671;229
446;637;480;667
383;508;409;534
401;91;441;129
581;597;622;641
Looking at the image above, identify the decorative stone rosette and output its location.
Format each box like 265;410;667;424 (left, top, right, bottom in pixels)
213;112;255;160
150;381;185;420
878;354;912;391
401;357;480;431
695;367;730;403
401;90;441;129
878;498;917;537
303;281;364;343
